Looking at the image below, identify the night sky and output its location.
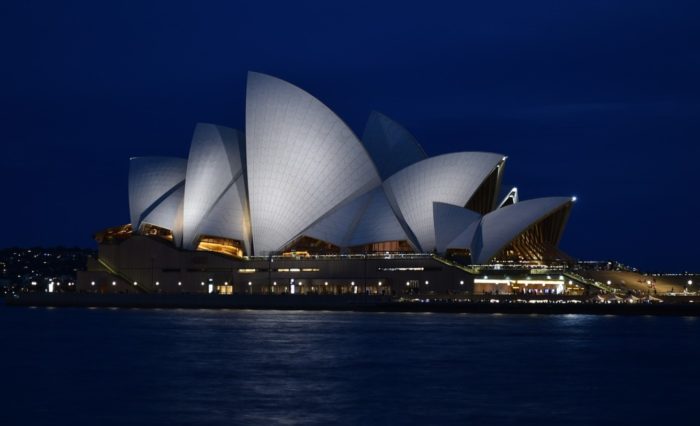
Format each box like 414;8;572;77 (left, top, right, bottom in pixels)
1;1;698;272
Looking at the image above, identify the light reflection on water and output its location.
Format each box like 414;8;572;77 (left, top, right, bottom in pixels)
1;307;699;425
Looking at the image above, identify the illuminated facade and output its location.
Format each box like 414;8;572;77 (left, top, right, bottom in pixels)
81;72;577;294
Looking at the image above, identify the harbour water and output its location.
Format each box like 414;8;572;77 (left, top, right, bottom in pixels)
1;305;698;425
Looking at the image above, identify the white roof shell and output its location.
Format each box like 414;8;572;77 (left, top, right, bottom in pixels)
182;123;249;251
245;72;381;255
472;196;572;264
383;152;504;252
433;203;481;253
140;186;185;245
302;188;373;247
362;111;427;180
191;178;250;253
347;187;410;247
128;157;187;237
302;185;411;249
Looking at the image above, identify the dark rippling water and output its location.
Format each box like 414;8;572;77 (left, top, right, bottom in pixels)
1;305;699;425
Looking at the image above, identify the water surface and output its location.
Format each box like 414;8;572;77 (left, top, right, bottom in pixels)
1;306;698;425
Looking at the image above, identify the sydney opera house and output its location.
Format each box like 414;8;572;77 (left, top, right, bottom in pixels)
77;72;576;296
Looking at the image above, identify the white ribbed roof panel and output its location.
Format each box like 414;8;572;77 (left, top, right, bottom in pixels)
383;152;503;252
474;196;573;264
193;176;250;254
446;220;481;253
245;72;381;255
348;187;409;247
433;203;481;253
302;189;373;247
141;185;185;245
182;124;246;249
362;111;427;180
128;157;187;232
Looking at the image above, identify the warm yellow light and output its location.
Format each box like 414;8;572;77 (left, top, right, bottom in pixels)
196;236;243;258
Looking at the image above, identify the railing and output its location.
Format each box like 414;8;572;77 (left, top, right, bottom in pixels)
246;253;436;261
563;270;619;294
430;255;480;274
96;258;151;294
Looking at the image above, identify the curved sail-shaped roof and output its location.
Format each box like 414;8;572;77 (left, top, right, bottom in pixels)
444;219;481;255
473;196;573;264
141;186;185;245
191;178;251;253
301;188;374;247
348;187;411;247
128;157;187;234
362;111;427;180
433;203;481;253
182;123;248;250
383;152;504;252
245;71;381;254
301;185;411;249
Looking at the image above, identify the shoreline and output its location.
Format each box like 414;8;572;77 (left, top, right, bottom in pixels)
4;293;700;316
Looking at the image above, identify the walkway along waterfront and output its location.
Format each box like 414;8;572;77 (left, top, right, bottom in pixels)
6;293;700;316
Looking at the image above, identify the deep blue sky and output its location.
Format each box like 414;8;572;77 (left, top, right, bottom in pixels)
1;1;698;271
